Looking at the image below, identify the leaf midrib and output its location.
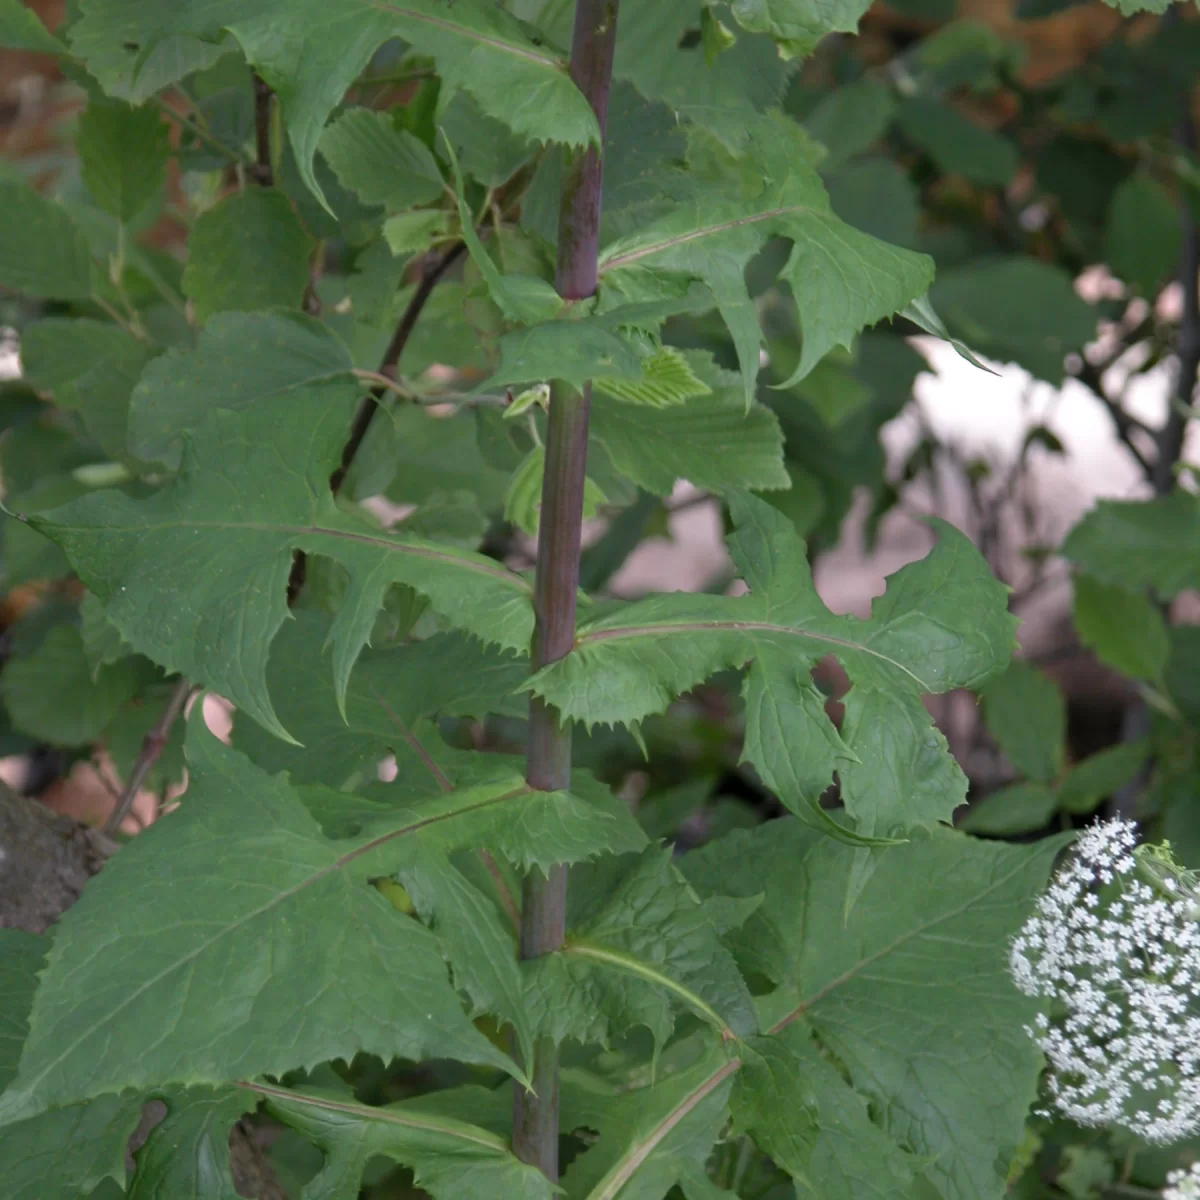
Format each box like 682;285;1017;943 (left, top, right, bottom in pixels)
9;782;531;1111
585;1057;740;1200
576;619;927;689
563;942;735;1039
373;1;567;70
244;1081;511;1153
40;516;531;592
598;204;815;273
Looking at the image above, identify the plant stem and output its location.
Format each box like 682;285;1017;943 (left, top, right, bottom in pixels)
513;0;620;1180
329;241;467;496
251;74;274;187
102;679;193;837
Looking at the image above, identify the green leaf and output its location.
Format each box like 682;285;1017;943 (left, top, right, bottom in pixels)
73;0;600;208
597;119;932;398
789;1031;921;1199
730;1025;820;1183
32;390;535;743
0;1093;146;1200
80;591;133;675
1106;174;1183;296
445;136;563;326
0;1;65;54
1073;573;1169;680
595;347;711;407
127;1089;256;1200
0;181;93;300
524;848;757;1050
805;77;895;167
561;1038;739;1200
399;855;534;1071
20;318;157;462
0;930;45;1088
896;97;1019;187
320;108;445;211
129;311;352;466
729;0;874;57
0;930;147;1200
531;492;1015;845
900;292;996;374
1057;739;1149;815
1;624;141;746
482;320;645;391
958;781;1059;836
1062;492;1200;598
981;661;1065;782
182;189;313;323
383;209;453;256
591;381;788;496
78;100;170;223
612;8;790;148
258;1081;556;1200
684;820;1067;1200
825;157;920;250
929;257;1098;383
0;718;528;1126
232;610;527;784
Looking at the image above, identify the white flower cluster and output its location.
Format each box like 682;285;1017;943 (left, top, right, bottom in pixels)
1165;1163;1200;1199
1010;818;1200;1143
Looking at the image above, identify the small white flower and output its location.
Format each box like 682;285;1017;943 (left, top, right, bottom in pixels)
1011;819;1200;1144
1164;1161;1200;1199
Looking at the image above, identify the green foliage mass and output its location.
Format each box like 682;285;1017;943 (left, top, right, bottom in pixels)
0;0;1193;1196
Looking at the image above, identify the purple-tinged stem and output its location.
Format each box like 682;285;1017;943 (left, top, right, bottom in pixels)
513;0;620;1180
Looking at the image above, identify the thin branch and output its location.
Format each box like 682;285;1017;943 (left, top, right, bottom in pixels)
328;241;468;497
1073;357;1155;480
251;74;274;187
102;679;193;838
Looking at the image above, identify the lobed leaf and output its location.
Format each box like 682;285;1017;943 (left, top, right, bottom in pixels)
684;820;1067;1200
0;717;532;1127
595;117;933;402
126;1089;256;1200
33;390;535;741
530;491;1016;845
